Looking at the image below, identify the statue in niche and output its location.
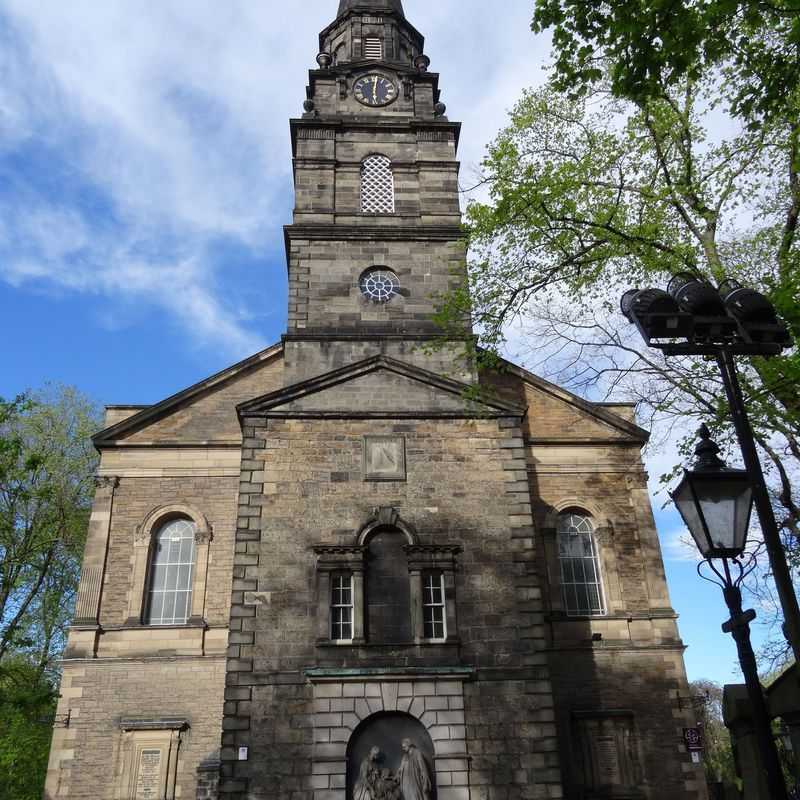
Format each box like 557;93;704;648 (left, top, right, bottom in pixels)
397;738;432;800
354;747;381;800
349;732;433;800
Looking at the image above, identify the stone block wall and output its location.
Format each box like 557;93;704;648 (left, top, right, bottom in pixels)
219;411;562;799
44;658;227;800
292;124;462;227
285;236;466;334
549;649;707;800
98;475;239;630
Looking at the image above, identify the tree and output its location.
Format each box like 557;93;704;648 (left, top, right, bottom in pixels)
0;386;100;675
531;0;800;124
0;386;100;798
689;679;738;788
0;657;58;800
435;6;798;661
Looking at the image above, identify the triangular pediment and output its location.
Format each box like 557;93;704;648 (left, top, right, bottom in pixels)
481;358;649;444
238;356;526;419
94;343;284;446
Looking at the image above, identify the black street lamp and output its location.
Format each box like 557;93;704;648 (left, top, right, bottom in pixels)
675;427;788;800
621;273;800;666
671;425;753;559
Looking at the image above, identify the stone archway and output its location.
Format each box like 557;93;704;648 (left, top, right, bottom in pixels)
347;712;436;800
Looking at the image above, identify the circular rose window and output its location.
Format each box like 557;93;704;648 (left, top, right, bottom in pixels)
359;268;400;303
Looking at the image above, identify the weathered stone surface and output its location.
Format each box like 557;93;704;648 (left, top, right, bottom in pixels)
44;3;705;800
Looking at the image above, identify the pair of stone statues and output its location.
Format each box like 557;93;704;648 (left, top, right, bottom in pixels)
354;740;432;800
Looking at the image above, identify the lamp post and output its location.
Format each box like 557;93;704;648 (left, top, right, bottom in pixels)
673;426;788;800
620;273;800;666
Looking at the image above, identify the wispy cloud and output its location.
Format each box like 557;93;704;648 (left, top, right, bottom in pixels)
0;0;549;360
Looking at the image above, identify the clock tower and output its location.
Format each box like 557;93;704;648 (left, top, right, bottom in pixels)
283;0;472;385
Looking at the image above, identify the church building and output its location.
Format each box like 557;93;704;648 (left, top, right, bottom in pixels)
44;2;707;799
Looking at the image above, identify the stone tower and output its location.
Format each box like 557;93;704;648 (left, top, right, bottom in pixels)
44;3;707;800
283;0;469;388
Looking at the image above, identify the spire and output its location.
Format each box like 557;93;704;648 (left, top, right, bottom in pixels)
337;0;405;18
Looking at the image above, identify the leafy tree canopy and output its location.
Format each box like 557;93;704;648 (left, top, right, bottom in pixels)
0;386;100;674
435;1;799;661
0;386;100;798
532;0;800;123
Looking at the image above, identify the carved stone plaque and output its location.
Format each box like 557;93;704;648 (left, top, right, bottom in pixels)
363;436;406;481
596;734;622;785
135;749;162;799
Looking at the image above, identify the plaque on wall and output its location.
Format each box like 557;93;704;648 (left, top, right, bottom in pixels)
363;436;406;481
135;748;162;800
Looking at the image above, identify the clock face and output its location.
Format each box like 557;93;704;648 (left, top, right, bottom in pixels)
353;75;397;107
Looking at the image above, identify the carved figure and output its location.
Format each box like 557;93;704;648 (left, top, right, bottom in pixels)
397;739;432;800
354;747;381;800
377;768;401;800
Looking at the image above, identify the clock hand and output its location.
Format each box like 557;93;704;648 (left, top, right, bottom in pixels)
372;75;379;99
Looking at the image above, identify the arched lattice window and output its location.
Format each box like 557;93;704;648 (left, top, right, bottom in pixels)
558;510;606;616
361;155;395;214
145;518;196;625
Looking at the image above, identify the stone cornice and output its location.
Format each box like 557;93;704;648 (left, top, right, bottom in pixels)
284;222;463;243
290;116;461;151
304;665;475;681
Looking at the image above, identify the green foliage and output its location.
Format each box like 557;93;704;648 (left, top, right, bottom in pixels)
435;2;800;661
0;658;58;800
0;386;100;796
690;679;738;787
0;385;101;674
531;0;800;124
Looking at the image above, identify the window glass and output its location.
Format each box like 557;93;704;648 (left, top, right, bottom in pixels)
558;512;606;616
145;518;196;625
331;573;354;641
422;572;446;640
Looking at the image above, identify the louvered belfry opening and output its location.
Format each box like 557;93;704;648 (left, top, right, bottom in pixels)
363;37;383;60
360;155;395;213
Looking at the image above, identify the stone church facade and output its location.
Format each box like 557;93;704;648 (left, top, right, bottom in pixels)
44;2;707;799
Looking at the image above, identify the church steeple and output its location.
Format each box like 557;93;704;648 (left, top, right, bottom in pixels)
320;0;422;68
337;0;405;18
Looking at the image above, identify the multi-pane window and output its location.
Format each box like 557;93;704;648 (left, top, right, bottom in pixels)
558;511;606;617
145;518;196;625
331;573;354;641
361;155;395;214
422;572;446;640
364;37;383;60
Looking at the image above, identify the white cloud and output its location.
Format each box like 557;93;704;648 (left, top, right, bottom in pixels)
0;0;549;359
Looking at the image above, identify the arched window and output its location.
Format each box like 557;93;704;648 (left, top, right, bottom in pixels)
558;510;606;616
361;155;395;214
145;518;197;625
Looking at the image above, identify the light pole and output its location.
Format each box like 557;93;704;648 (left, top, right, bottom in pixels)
672;426;788;799
620;273;800;665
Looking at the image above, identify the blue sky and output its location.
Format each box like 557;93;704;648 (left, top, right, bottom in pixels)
0;0;769;687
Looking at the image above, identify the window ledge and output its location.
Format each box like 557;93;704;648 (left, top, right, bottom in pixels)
109;619;208;632
316;639;461;649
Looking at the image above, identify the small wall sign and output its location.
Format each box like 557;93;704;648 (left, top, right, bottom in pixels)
683;727;704;752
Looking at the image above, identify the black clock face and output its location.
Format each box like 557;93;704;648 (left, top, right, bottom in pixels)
353;75;397;107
